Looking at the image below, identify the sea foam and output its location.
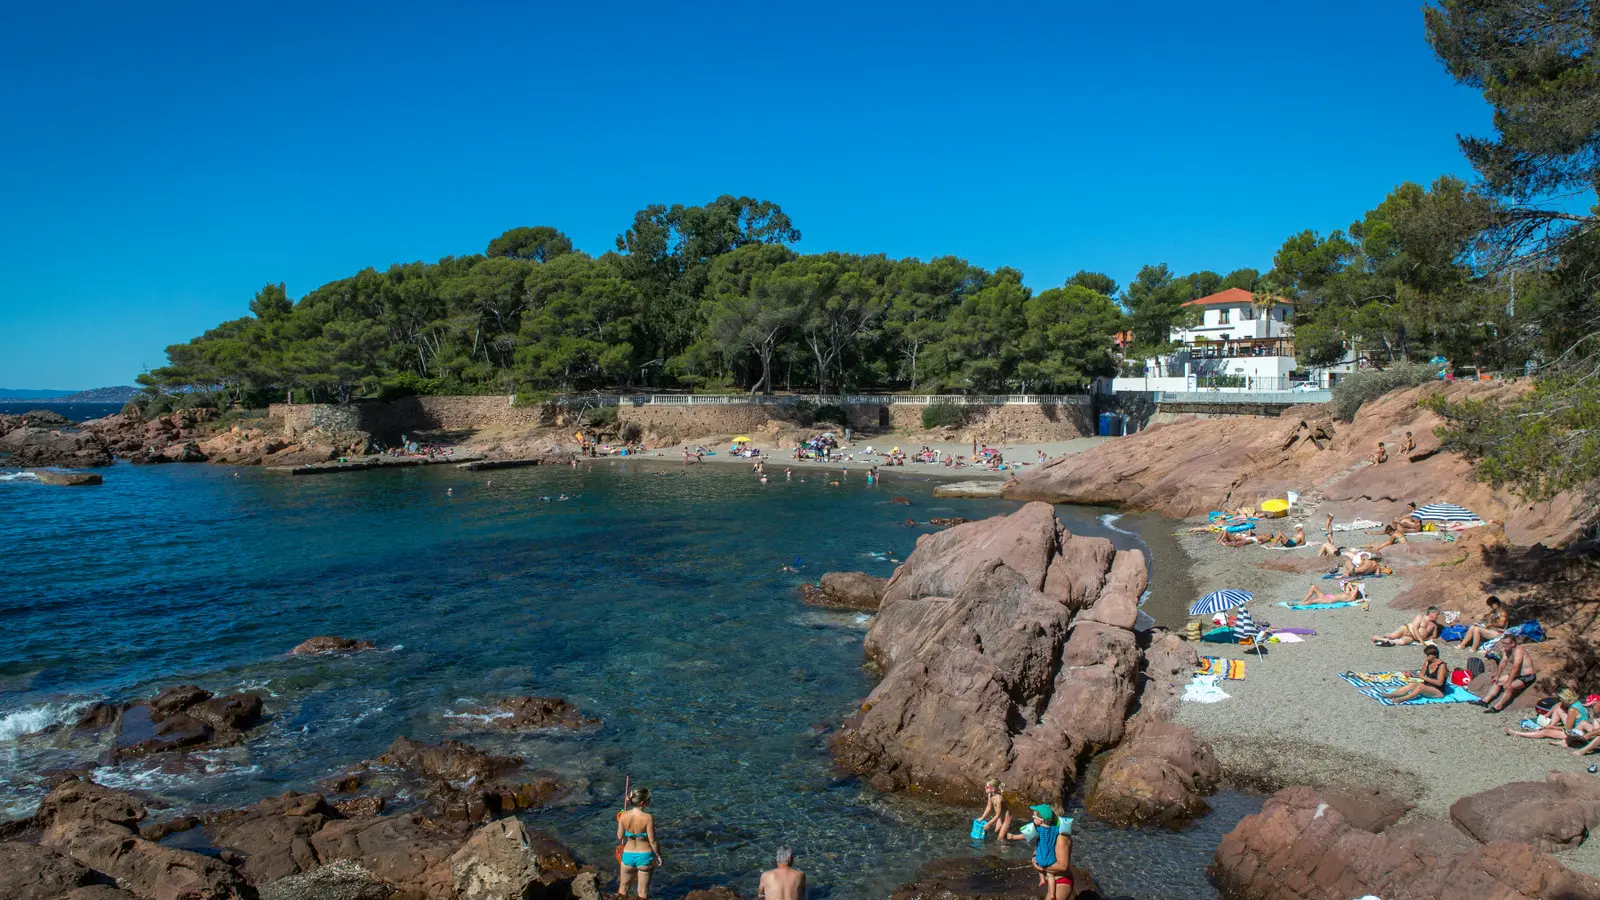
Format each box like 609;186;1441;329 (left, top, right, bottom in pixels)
0;701;89;742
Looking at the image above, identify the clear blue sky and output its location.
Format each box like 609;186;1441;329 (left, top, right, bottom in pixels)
0;0;1489;389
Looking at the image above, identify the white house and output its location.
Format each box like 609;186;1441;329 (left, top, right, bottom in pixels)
1117;288;1304;391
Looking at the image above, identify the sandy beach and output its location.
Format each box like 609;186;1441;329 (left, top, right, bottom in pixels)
1171;523;1600;876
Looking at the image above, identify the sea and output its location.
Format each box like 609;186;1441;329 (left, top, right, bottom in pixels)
0;401;125;422
0;460;1253;899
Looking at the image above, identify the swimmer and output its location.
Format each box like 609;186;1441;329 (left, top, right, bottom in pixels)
785;467;792;480
446;488;453;496
760;475;768;484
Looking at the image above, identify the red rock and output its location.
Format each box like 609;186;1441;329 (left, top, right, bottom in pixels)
1321;785;1413;834
798;572;887;611
35;779;145;837
1450;771;1600;852
1212;785;1600;900
207;791;337;883
378;736;523;784
834;504;1146;804
0;842;99;900
1086;720;1220;828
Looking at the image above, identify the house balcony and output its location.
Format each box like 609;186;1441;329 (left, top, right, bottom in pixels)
1182;337;1295;360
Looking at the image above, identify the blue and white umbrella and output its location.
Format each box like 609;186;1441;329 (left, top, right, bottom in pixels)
1190;590;1253;617
1415;502;1480;523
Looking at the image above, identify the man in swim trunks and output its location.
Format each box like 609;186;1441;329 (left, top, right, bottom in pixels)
1373;607;1440;646
758;846;805;900
1477;635;1536;713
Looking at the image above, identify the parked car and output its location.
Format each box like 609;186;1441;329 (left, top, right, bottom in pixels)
1291;381;1322;392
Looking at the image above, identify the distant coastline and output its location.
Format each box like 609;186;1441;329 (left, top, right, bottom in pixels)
0;386;137;403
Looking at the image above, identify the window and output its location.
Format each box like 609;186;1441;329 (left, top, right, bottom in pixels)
1218;309;1231;324
1240;306;1255;320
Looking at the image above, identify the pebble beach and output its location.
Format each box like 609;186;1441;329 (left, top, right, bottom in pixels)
1172;525;1600;876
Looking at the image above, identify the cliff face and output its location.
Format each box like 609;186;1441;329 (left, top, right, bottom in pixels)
1004;382;1584;547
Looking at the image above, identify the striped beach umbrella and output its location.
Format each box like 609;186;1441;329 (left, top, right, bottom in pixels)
1415;502;1479;523
1190;590;1253;617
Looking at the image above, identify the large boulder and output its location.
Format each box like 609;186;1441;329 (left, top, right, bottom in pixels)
449;817;543;900
798;572;887;611
207;792;339;883
310;812;469;898
1085;720;1220;828
0;426;114;467
378;736;523;784
35;779;145;837
1450;771;1600;852
1134;632;1198;723
106;686;264;762
1212;785;1600;900
0;842;102;900
330;737;565;825
833;503;1147;803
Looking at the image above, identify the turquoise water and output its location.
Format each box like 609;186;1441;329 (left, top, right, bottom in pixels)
0;460;1249;898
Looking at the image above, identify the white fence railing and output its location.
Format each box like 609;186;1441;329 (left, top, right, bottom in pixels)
546;393;1091;407
1156;390;1330;405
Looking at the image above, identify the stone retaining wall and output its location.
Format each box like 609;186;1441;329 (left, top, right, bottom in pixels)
267;396;1095;444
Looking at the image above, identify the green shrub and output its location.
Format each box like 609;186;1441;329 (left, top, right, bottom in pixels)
922;402;968;430
1330;361;1441;422
582;405;619;427
813;403;847;425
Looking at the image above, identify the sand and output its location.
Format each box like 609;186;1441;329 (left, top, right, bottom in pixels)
1171;525;1600;875
655;435;1114;479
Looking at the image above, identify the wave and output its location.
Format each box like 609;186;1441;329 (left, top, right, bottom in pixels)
0;700;90;742
1098;513;1137;536
0;471;40;483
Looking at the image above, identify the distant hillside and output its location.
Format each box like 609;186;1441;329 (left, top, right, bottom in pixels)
0;388;77;399
39;386;140;404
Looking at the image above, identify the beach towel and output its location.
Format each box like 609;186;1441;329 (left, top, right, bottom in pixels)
1337;671;1479;706
1271;627;1318;635
1201;627;1237;643
1268;632;1304;643
1197;656;1247;680
1332;518;1384;532
1277;600;1363;610
1182;673;1231;704
1439;624;1468;642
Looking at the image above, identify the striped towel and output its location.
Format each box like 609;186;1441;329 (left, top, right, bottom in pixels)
1278;600;1363;610
1337;671;1478;706
1197;656;1247;680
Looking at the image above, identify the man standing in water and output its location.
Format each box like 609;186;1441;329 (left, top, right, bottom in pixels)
758;846;805;900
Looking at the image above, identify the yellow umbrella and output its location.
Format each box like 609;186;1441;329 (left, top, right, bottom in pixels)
1260;498;1289;518
732;435;751;443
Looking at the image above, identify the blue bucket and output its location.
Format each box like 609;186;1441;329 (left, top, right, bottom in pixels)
969;817;987;840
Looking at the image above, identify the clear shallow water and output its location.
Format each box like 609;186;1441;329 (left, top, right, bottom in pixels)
0;460;1251;898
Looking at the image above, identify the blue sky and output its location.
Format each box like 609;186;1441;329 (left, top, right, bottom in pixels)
0;1;1490;389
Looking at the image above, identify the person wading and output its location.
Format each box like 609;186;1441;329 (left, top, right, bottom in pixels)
616;787;662;898
758;846;806;900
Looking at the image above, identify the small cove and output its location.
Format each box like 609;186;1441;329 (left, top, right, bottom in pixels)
0;460;1255;898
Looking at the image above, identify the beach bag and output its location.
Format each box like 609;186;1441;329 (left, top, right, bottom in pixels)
1466;657;1486;677
1440;624;1468;642
1449;669;1473;687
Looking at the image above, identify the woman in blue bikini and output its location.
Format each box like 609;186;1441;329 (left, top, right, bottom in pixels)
617;787;662;898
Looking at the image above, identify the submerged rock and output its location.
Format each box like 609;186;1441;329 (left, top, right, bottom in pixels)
798;572;887;611
889;855;1102;900
105;685;264;762
289;636;378;656
455;696;599;731
27;469;103;486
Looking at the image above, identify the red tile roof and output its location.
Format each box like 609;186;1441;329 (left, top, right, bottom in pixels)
1184;288;1256;307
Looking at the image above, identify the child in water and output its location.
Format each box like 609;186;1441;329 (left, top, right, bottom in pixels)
979;780;1014;839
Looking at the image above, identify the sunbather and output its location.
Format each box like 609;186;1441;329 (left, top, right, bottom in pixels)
1216;530;1259;547
1367;503;1424;551
1460;596;1509;653
1271;524;1307;548
1295;581;1365;607
1368;442;1388;464
1476;635;1535;713
1507;688;1589;741
1373;607;1440;646
1382;644;1449;702
1342;556;1392;578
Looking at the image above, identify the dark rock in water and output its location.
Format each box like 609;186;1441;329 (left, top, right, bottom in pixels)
890;855;1102;900
379;736;524;784
1213;784;1600;900
1450;771;1600;851
0;426;113;467
686;888;748;900
0;841;101;900
454;696;599;731
889;496;912;505
929;517;968;526
1085;719;1221;828
290;635;378;656
834;503;1147;804
107;686;265;761
73;702;125;732
27;470;103;486
798;572;887;611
